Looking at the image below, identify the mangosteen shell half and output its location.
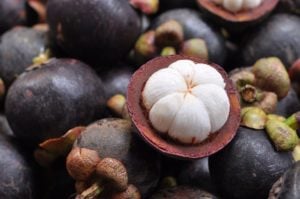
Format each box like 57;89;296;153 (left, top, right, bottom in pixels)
127;55;240;160
197;0;279;33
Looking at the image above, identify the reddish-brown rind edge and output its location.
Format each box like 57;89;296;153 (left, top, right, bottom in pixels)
127;55;241;159
197;0;279;22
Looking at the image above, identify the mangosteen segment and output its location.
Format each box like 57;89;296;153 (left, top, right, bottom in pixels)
127;55;240;159
212;0;263;13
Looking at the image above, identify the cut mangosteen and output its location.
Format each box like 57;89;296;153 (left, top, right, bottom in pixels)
47;0;141;67
127;55;240;159
197;0;279;32
5;58;106;145
209;127;294;199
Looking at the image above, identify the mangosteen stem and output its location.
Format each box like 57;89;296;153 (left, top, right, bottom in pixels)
284;111;300;131
32;49;51;65
76;182;103;199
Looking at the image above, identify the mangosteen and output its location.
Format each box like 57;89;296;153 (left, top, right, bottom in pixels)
197;0;279;33
149;9;227;65
127;55;240;159
269;161;300;199
209;127;294;199
0;134;37;198
0;113;13;137
47;0;141;68
159;0;197;12
276;89;300;117
100;65;134;100
240;14;300;67
71;118;161;197
150;186;219;199
0;0;28;35
0;27;48;88
5;58;106;145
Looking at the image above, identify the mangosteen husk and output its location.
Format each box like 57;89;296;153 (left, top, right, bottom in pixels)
196;0;279;33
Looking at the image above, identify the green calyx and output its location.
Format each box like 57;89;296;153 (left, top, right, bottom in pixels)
241;107;267;130
265;119;299;151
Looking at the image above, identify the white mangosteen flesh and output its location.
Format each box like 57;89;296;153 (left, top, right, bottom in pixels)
142;59;230;144
212;0;263;13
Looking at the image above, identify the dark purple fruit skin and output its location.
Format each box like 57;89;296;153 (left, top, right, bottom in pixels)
47;0;141;68
276;88;300;117
150;186;219;199
74;118;161;197
0;0;27;35
0;114;14;137
159;0;197;12
151;9;227;65
209;127;293;199
0;134;37;199
0;27;47;87
178;157;217;194
5;58;105;145
240;14;300;67
100;65;133;100
272;161;300;199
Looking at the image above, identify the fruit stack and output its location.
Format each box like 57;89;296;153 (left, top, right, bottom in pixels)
0;0;300;198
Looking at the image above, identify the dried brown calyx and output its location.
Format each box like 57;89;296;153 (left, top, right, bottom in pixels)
127;55;240;159
229;57;290;114
66;146;141;199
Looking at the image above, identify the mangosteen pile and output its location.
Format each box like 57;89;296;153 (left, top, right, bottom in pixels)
2;0;300;198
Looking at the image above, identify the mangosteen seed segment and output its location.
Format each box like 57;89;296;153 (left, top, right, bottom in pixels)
127;55;240;159
5;58;106;145
142;59;230;145
212;0;263;13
